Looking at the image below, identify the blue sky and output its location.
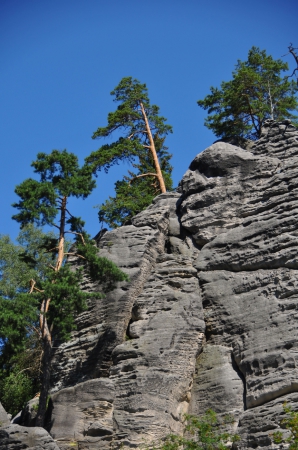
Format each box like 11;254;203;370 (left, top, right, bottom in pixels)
1;0;297;240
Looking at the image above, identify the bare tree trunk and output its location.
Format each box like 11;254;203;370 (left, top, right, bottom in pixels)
35;302;52;427
56;196;66;271
139;102;166;193
35;196;67;427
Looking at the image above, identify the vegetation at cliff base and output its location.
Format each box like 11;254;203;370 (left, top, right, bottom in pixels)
198;46;298;142
152;409;240;450
85;76;173;228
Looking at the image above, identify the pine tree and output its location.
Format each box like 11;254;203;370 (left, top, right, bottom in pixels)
198;47;298;142
0;226;51;415
11;149;128;426
85;77;173;227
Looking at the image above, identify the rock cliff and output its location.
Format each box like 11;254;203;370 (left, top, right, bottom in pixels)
3;119;298;449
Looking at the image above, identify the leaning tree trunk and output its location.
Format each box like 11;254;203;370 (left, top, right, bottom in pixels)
139;102;167;193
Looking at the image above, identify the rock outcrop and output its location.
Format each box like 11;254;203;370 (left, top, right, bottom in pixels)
4;120;298;449
0;402;59;450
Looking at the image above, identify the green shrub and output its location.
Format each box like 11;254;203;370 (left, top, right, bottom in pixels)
273;403;298;449
0;370;33;417
153;409;240;450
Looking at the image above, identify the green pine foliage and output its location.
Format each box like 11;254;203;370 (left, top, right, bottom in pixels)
12;149;96;227
0;370;34;417
0;226;55;415
198;46;298;141
85;77;173;227
0;227;54;362
152;410;240;450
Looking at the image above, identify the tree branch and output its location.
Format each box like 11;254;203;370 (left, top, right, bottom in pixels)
44;247;59;253
129;173;159;184
65;208;74;218
26;324;42;340
29;279;36;294
64;230;86;245
64;252;86;260
283;44;298;83
127;130;147;139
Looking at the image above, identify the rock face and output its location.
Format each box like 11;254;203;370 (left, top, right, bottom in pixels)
12;120;298;449
0;425;60;450
0;402;59;450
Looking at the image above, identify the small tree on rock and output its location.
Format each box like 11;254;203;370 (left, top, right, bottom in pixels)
85;77;173;227
198;46;298;142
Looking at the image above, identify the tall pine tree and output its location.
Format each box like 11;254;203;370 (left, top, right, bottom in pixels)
11;149;128;426
85;77;173;227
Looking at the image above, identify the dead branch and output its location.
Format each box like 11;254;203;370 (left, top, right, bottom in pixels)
44;247;59;253
29;279;45;294
64;252;86;260
283;43;298;83
64;230;86;245
128;130;147;139
27;324;42;339
129;173;159;184
65;208;75;218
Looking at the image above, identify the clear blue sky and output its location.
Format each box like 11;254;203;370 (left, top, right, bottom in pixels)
1;0;297;240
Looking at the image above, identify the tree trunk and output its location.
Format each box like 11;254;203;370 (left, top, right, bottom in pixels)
36;197;67;426
56;196;66;271
35;307;52;427
139;102;166;193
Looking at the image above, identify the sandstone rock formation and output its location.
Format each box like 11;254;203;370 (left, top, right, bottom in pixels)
0;402;59;450
3;120;298;449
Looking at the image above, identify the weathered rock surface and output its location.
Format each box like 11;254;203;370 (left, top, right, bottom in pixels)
49;379;114;449
182;120;298;449
0;422;59;450
0;402;59;449
0;402;10;426
12;120;298;449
